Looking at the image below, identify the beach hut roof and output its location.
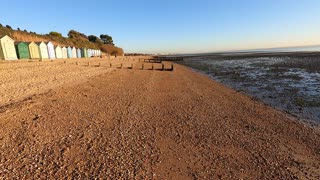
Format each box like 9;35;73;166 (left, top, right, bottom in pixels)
26;42;36;45
0;35;15;42
14;41;27;45
35;41;45;46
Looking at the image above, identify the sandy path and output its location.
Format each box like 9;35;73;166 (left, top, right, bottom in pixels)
0;61;319;179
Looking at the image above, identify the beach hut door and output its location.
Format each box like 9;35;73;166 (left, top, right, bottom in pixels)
3;43;8;58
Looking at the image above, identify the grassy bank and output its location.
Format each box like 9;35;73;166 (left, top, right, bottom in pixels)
0;24;123;55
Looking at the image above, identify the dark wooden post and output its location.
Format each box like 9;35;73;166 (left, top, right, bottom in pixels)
142;63;144;70
162;63;165;71
152;63;154;70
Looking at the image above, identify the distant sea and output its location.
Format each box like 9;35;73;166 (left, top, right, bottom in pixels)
261;45;320;52
165;45;320;57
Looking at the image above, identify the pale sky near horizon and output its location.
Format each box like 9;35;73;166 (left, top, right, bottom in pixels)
0;0;319;54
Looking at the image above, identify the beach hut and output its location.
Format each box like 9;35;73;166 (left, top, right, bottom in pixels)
77;48;81;58
62;47;68;59
92;49;95;57
67;46;72;58
15;42;30;59
36;42;49;60
46;42;56;59
86;49;89;57
27;42;40;59
89;49;93;57
81;48;88;58
55;46;63;59
92;49;96;57
91;49;94;57
0;35;18;60
72;47;77;58
80;48;84;58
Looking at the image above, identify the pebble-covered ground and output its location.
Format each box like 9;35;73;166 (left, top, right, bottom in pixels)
0;59;319;179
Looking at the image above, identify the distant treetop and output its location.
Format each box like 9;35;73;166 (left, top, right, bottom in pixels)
49;31;63;38
68;30;88;39
100;34;114;46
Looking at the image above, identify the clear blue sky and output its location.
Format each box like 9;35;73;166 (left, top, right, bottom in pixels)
1;0;320;54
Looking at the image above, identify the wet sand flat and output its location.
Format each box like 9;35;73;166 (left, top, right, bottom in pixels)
181;53;320;123
0;59;320;179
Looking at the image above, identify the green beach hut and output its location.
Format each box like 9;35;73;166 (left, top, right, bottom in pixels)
81;48;88;58
15;42;30;59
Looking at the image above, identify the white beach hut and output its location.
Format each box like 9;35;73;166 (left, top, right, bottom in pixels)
46;42;56;59
55;46;63;59
62;47;68;59
36;42;49;60
89;49;93;57
0;35;18;60
92;49;95;57
27;42;40;59
72;47;77;58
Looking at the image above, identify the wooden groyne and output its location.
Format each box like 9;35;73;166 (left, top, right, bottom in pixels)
153;56;184;62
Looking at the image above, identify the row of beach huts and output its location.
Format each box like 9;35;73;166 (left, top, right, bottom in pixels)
0;35;101;60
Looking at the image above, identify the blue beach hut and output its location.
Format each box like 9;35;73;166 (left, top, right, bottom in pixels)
67;46;72;58
77;48;81;58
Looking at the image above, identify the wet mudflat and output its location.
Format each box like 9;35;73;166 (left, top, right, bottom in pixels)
181;53;320;123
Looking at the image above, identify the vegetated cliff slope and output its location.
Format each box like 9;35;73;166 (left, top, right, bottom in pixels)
0;24;123;55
